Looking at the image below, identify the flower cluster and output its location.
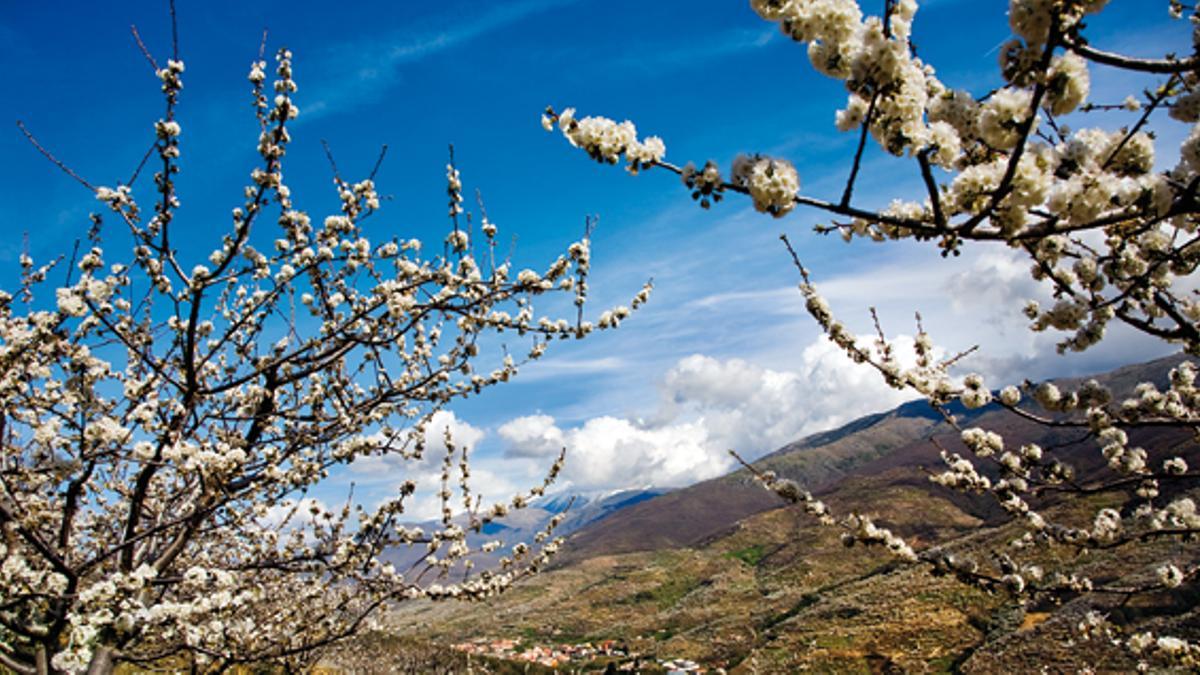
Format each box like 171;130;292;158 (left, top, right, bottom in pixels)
747;464;915;562
543;107;665;173
754;469;835;525
731;154;801;218
680;160;724;209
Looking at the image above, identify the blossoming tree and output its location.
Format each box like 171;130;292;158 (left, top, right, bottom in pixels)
1;25;652;675
548;0;1200;667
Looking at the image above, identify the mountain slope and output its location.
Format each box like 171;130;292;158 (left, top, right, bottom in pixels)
558;405;944;562
561;353;1196;562
370;354;1200;673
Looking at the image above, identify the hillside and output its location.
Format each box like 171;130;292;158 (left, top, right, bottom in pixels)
357;354;1200;672
559;353;1196;563
556;403;946;563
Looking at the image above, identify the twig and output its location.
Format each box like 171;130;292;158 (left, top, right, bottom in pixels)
169;0;179;62
129;25;160;75
126;139;159;188
1101;74;1176;173
728;449;764;478
840;92;879;209
65;240;81;287
15;121;94;191
368;144;389;182
1064;37;1200;74
320;139;343;183
869;307;894;361
779;233;811;283
447;143;461;238
839;0;893;209
938;344;979;369
956;22;1060;236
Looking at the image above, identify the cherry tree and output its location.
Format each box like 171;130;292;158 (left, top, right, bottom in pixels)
548;0;1200;668
0;19;652;675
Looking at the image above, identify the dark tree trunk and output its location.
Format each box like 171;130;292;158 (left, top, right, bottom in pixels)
84;646;115;675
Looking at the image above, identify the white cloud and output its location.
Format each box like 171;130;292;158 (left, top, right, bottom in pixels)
500;413;728;491
945;248;1041;318
685;286;803;317
663;340;926;453
497;414;565;458
262;496;330;528
791;336;923;432
794;242;1169;388
570;416;727;487
497;337;925;492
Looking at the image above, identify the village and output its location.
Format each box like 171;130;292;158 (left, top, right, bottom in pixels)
450;638;706;672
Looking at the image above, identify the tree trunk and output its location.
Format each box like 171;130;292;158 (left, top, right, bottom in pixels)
35;644;49;675
84;646;115;675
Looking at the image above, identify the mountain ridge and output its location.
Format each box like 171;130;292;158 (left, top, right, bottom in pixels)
558;352;1197;562
376;353;1200;672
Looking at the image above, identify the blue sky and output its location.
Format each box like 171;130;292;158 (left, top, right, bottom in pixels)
1;1;1190;517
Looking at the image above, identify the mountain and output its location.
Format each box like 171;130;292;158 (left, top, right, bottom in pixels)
368;354;1200;673
554;397;968;563
559;353;1196;562
380;487;668;572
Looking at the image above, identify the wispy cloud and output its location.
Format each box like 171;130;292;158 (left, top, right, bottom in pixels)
516;356;629;382
302;0;579;120
686;286;803;316
607;27;778;74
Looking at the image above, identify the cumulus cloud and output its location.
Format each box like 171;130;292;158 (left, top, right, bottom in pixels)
789;336;923;433
933;244;1175;385
496;414;565;458
500;413;726;491
805;242;1169;388
497;336;925;491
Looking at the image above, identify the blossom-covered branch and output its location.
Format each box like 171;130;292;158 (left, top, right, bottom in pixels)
2;29;648;675
551;0;1200;670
